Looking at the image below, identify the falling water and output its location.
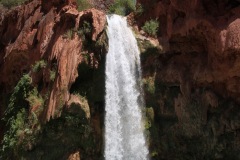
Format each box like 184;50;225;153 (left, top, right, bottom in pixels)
104;14;149;160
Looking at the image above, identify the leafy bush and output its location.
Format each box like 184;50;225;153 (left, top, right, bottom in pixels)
108;0;136;16
64;21;92;40
50;70;56;81
0;74;43;159
26;87;44;115
1;74;31;158
76;0;91;11
77;21;92;37
2;74;32;119
142;19;159;37
136;4;144;15
2;109;26;154
0;0;27;8
1;108;41;159
32;60;47;72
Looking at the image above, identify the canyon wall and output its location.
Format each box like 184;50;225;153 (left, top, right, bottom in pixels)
0;0;107;159
136;0;240;159
1;0;240;159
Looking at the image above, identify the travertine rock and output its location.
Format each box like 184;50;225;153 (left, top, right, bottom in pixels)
0;0;106;122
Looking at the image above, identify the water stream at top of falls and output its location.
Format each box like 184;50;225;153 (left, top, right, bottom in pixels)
104;14;149;160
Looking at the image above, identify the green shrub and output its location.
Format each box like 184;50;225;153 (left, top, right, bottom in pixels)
26;87;44;115
76;0;91;11
0;0;27;8
3;74;32;119
32;60;47;72
108;0;136;16
1;109;26;153
50;70;56;81
142;19;159;37
0;74;40;159
146;107;154;121
142;76;155;94
1;108;41;159
77;21;92;37
64;21;92;40
135;3;144;16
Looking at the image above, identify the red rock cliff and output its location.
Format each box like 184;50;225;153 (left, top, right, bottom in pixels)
137;0;240;103
136;0;240;159
0;0;106;122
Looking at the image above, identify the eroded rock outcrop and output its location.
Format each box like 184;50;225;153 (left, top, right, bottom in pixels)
0;0;106;122
0;0;107;159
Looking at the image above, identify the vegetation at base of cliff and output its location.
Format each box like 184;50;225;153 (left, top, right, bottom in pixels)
108;0;136;16
142;19;159;37
0;0;27;8
0;72;100;159
77;0;91;11
22;106;96;160
0;74;43;159
2;74;32;121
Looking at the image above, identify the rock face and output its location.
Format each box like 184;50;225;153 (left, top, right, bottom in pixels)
136;0;240;159
67;151;80;160
137;0;240;102
0;0;106;159
2;0;240;159
0;0;106;120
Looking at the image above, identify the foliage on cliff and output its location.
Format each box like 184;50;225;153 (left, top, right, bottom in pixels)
142;19;159;37
0;75;97;159
0;0;26;8
0;0;107;159
77;0;91;11
108;0;136;15
0;74;42;159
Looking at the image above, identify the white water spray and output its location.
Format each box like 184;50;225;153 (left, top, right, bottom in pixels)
104;14;149;160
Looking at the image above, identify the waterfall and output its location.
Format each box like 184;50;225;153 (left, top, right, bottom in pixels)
104;14;149;160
